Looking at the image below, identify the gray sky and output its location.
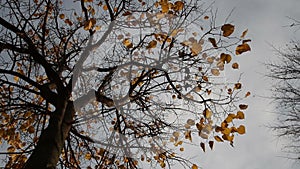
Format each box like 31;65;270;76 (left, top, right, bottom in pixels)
194;0;300;169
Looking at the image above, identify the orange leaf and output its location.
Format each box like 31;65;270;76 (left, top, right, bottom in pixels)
103;5;108;10
122;39;133;48
221;24;234;37
59;14;65;19
237;125;246;134
236;43;251;55
236;111;245;119
173;1;184;11
192;164;199;169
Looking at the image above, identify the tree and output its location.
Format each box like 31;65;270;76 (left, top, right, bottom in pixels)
0;0;251;168
267;37;300;160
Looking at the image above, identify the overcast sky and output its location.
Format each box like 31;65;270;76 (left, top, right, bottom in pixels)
195;0;300;169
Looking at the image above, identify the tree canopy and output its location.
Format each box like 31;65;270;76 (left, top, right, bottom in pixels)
0;0;251;168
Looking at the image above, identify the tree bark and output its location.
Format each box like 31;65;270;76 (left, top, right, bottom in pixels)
23;101;75;169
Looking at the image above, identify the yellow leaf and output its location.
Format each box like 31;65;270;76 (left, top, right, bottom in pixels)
146;40;157;49
236;43;251;55
192;164;198;169
122;39;133;48
232;62;239;69
237;125;246;134
221;24;235;37
214;135;224;142
14;76;19;82
85;153;92;160
221;128;231;135
240;29;248;38
236;111;245;119
95;26;101;31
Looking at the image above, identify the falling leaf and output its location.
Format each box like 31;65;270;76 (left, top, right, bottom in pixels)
208;37;217;48
192;164;199;169
240;29;248;38
208;141;214;150
237;125;246;134
232;62;239;69
146;40;157;49
239;104;248;110
236;43;251;55
214;135;224;142
204;16;209;20
221;24;235;37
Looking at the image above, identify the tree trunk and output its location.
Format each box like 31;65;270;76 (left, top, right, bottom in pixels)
23;101;75;169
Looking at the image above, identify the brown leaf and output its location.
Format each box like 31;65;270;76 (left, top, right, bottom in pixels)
220;53;232;64
236;43;251;55
239;104;248;110
237;125;246;134
208;37;217;48
221;24;235;37
232;62;239;69
200;142;205;152
209;141;214;150
240;29;248;38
